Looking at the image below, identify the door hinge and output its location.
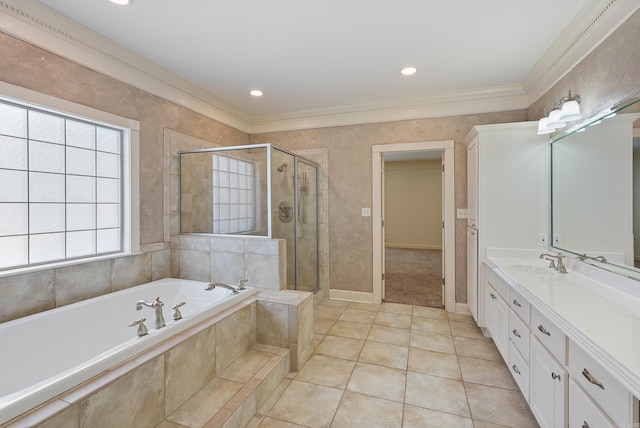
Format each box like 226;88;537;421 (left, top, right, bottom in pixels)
382;220;384;227
442;278;445;285
442;221;445;229
382;273;385;281
442;164;445;172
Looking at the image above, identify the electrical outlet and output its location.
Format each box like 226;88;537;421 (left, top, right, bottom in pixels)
538;234;548;247
457;208;468;219
361;208;371;217
553;234;561;246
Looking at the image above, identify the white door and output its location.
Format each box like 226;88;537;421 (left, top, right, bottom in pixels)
467;227;478;321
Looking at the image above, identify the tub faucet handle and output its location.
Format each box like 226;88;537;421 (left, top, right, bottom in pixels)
129;318;148;337
238;279;248;290
172;302;186;320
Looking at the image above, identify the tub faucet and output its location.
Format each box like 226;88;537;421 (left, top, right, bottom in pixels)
539;253;567;274
136;296;166;329
205;282;239;294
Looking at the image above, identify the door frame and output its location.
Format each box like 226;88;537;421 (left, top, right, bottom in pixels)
372;140;455;311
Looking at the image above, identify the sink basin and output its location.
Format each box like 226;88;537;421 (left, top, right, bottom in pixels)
508;264;555;275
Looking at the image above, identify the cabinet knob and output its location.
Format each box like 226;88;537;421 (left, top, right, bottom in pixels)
512;365;521;375
490;293;496;300
512;329;521;338
582;422;590;428
551;372;561;381
582;368;605;390
537;325;551;336
512;299;521;307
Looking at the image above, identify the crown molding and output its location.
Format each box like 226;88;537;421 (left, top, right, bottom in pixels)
523;0;640;105
0;0;636;133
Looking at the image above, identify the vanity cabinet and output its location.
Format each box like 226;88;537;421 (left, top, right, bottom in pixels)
484;271;509;360
530;337;567;427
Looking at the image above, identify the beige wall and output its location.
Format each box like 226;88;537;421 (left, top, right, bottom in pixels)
384;160;442;249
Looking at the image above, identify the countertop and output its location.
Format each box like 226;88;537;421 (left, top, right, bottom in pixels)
485;254;640;398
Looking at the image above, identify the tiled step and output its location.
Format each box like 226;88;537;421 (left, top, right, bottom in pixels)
161;344;290;428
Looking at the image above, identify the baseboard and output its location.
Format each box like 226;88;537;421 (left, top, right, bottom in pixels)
329;289;374;303
385;244;442;250
455;302;471;315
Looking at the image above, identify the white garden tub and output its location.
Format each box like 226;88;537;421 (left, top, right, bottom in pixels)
0;278;257;425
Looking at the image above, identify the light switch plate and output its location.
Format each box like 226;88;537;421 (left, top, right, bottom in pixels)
361;208;371;217
457;209;468;219
538;234;548;246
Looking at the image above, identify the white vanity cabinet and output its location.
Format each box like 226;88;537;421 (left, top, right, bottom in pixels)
483;269;509;360
530;337;567;427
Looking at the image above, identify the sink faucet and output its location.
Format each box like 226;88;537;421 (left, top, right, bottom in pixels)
205;282;239;294
136;296;166;329
539;253;567;274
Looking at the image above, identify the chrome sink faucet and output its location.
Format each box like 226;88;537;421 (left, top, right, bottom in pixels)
205;282;239;294
539;253;568;274
136;296;166;329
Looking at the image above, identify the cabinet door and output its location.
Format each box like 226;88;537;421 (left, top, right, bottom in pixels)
494;293;509;361
484;283;496;336
530;338;567;428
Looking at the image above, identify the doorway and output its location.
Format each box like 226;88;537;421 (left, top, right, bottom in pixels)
383;153;443;307
372;141;455;311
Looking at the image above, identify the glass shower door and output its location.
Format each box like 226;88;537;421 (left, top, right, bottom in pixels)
295;159;319;292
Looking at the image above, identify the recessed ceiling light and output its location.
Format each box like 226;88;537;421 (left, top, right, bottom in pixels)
400;66;418;76
109;0;132;5
250;89;264;97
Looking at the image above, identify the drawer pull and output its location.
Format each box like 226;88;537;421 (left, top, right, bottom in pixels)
512;364;520;375
582;368;605;390
512;329;521;338
537;325;551;336
490;293;496;300
582;422;589;428
512;299;522;307
551;372;561;381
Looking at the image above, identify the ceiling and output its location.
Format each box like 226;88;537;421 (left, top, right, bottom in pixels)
8;1;636;132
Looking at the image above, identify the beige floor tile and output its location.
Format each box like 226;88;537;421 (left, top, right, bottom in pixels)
268;380;343;428
367;325;411;346
405;372;470;418
472;421;511;428
412;306;448;320
379;302;413;315
347;362;406;403
453;336;502;361
219;349;272;382
465;383;537;428
458;356;518;390
450;320;488;340
315;305;345;320
374;311;412;329
402;404;474;428
156;421;185;428
448;312;476;325
258;378;292;415
408;348;461;380
295;355;356;389
411;316;451;335
330;391;403;428
313;317;336;334
327;320;371;339
258;416;307;427
314;333;324;349
348;302;380;312
319;299;350;308
359;341;408;370
338;308;377;324
410;330;456;354
315;335;364;360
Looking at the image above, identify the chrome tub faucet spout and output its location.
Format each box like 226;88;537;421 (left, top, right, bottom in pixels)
205;282;239;294
136;296;166;329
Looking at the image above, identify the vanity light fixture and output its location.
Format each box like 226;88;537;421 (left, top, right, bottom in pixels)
400;66;418;76
537;91;582;135
109;0;132;5
250;89;264;97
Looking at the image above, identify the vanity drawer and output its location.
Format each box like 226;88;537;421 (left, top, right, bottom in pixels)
483;264;496;287
492;273;509;301
509;287;529;324
509;309;529;363
531;306;566;364
508;341;529;401
568;340;631;427
569;379;615;428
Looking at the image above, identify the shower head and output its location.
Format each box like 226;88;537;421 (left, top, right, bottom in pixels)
277;163;287;172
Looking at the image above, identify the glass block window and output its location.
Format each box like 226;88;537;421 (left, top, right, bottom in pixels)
212;154;255;234
0;100;122;270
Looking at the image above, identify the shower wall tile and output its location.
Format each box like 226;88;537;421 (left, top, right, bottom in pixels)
110;252;152;292
54;260;111;307
245;238;280;255
179;235;211;251
179;249;211;281
0;269;55;322
257;301;289;348
151;249;171;281
211;237;245;253
245;253;281;289
211;251;245;284
216;304;254;374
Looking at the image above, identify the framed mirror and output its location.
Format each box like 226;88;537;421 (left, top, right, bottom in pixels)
551;93;640;279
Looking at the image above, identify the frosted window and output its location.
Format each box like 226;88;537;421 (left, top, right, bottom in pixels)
211;154;256;234
66;120;95;149
0;103;27;138
97;228;120;253
0;136;27;170
67;175;96;203
67;230;96;258
0;236;28;268
0;170;28;202
0;203;28;236
97;152;120;178
97;128;120;153
30;172;65;203
67;146;96;176
97;204;120;228
28;111;64;144
29;141;65;173
30;203;65;233
97;178;120;203
67;204;96;231
30;232;65;263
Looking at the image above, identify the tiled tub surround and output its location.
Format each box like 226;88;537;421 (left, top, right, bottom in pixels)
2;284;313;427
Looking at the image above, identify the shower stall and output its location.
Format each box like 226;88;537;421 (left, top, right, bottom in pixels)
179;144;319;293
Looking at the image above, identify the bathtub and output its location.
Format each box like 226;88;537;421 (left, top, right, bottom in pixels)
0;278;258;425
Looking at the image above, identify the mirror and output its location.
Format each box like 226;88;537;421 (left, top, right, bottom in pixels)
551;93;640;279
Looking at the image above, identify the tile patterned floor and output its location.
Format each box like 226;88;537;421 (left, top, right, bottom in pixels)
247;300;539;428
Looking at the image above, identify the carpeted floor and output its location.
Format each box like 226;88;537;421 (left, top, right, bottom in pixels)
384;247;443;308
